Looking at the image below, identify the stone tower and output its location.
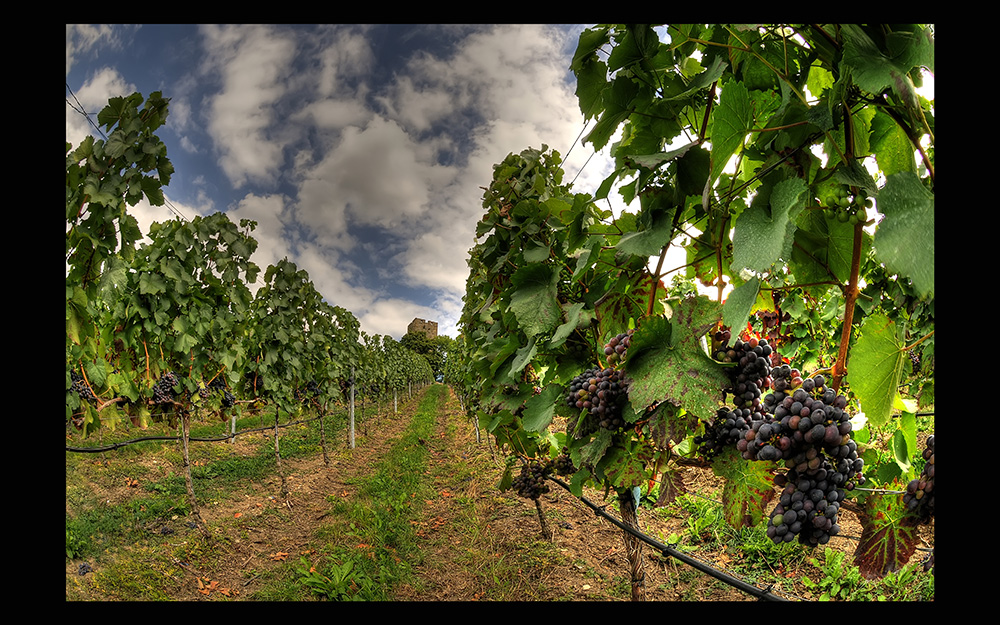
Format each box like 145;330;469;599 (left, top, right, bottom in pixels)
407;318;438;340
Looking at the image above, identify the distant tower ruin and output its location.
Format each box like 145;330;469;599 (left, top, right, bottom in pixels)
407;318;438;340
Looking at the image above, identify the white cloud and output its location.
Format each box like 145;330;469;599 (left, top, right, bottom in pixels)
294;115;456;239
199;24;297;190
66;24;138;75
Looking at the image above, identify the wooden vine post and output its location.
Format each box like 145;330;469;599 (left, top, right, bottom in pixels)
349;366;356;449
619;488;646;601
179;406;209;537
273;406;288;498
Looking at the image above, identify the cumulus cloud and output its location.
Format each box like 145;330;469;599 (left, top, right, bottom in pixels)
199;24;297;190
67;24;598;341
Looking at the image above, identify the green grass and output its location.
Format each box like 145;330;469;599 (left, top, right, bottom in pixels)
279;385;444;601
65;404;357;563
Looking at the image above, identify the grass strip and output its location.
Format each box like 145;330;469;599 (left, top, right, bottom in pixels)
292;385;443;600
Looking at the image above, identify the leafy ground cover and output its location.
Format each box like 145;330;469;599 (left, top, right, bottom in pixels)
66;385;933;601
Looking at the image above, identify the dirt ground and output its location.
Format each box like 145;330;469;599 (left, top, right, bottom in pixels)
65;385;933;602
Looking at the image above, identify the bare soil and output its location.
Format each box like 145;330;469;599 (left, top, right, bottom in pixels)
65;385;933;602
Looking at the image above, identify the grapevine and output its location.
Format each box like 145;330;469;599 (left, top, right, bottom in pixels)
565;366;630;436
69;369;96;403
152;371;180;404
902;435;935;523
512;459;551;500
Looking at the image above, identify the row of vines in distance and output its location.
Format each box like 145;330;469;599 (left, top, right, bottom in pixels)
447;23;934;599
66;91;435;523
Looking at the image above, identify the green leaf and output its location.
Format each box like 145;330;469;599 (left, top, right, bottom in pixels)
625;297;729;419
584;75;640;151
722;276;760;331
731;177;808;276
846;312;905;428
522;383;561;432
709;80;752;185
872;172;934;299
522;239;550;263
616;208;675;257
550;302;592;348
509;263;561;338
508;336;538;378
138;272;167;295
607;24;660;72
870;109;917;178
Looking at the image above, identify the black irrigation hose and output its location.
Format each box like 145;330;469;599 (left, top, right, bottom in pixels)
65;413;328;454
547;475;791;602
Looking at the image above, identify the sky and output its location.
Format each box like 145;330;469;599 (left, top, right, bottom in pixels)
66;24;624;341
66;25;934;342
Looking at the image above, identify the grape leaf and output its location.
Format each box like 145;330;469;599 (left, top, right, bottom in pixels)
846;312;905;428
509;263;562;338
713;446;776;528
521;382;561;433
872;171;934;299
731;177;808;276
625;296;729;420
722;276;760;332
709;79;752;185
853;486;923;579
653;465;688;507
602;443;648;491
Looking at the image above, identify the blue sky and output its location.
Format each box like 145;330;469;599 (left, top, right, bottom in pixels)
66;24;617;340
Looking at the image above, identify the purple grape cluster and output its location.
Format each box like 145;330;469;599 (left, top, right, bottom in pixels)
69;369;96;403
565;366;630;435
512;459;551;500
603;329;634;366
744;374;866;546
152;371;180;404
694;406;753;460
903;435;935;523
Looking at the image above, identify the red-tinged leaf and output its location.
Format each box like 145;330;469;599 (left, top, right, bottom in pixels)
654;465;688;507
713;446;776;529
853;488;923;579
645;401;699;453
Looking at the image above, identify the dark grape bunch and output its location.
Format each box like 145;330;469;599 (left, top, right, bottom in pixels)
512;459;551;500
715;337;775;417
551;448;576;476
694;406;752;460
69;369;97;403
746;374;866;546
767;363;803;394
902;435;934;523
767;460;849;546
565;367;630;435
152;371;180;404
208;376;236;408
603;329;634;366
295;381;320;403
